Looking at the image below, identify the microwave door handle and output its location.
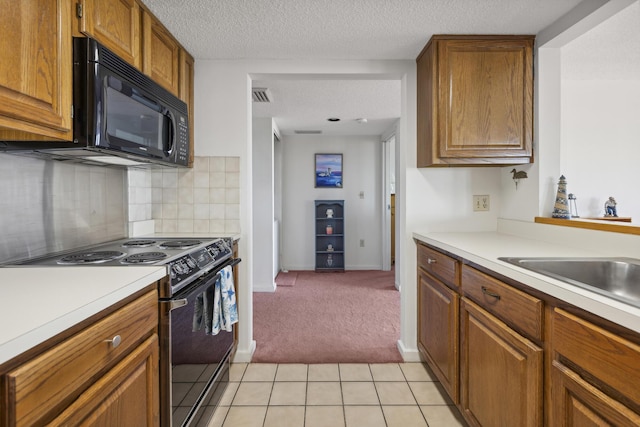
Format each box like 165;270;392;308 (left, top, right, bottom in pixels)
167;113;175;154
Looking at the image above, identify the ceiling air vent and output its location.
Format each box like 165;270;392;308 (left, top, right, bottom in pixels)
252;87;272;103
294;130;322;134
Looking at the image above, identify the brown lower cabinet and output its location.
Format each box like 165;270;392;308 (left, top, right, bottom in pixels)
551;308;640;426
460;298;542;427
0;288;160;427
416;241;640;427
418;268;459;402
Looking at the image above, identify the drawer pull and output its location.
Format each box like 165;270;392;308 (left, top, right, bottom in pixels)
105;335;122;349
427;258;437;264
481;286;501;300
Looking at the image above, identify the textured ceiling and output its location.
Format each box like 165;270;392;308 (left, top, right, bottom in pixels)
252;79;401;136
140;0;588;136
142;0;583;60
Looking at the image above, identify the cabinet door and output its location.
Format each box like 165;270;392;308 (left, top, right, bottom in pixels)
438;37;533;162
142;10;180;95
0;0;72;141
417;36;533;166
460;298;543;427
418;269;459;402
179;49;195;167
50;334;160;427
79;0;141;68
551;308;640;426
551;360;640;427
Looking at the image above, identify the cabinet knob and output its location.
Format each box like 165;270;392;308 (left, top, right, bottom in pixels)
105;335;122;349
427;258;437;264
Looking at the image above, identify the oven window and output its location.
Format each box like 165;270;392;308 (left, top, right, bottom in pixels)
105;76;171;153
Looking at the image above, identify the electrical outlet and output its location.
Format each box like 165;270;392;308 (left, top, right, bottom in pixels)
473;195;490;211
360;239;365;247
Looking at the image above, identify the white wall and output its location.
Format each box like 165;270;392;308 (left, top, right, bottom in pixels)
274;135;283;274
281;135;383;270
195;61;255;361
252;118;276;292
561;80;640;220
499;0;639;222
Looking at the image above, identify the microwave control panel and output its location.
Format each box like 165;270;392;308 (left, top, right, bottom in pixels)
176;115;189;165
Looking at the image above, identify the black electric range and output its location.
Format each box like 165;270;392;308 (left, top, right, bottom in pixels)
3;237;234;297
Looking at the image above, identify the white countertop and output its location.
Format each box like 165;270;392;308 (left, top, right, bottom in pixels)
413;231;640;334
0;266;167;366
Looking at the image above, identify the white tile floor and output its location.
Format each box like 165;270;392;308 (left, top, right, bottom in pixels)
206;362;468;427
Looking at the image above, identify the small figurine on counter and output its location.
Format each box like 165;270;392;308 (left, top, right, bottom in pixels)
604;196;618;217
552;175;571;219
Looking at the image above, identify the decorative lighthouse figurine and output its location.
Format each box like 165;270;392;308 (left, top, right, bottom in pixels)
552;175;571;219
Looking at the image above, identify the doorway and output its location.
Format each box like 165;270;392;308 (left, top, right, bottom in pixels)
251;76;402;362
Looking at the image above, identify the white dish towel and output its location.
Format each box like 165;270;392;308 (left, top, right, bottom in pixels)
192;265;238;335
211;265;238;335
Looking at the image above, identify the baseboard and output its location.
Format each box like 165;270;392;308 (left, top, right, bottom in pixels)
253;281;277;293
345;265;383;270
397;340;421;362
232;340;256;363
282;265;384;271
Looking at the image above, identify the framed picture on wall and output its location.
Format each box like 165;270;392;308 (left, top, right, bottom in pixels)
315;153;343;188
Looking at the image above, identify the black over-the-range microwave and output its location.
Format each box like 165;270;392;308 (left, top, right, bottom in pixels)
0;37;190;167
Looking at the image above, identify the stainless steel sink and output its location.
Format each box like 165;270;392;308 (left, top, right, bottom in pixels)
498;257;640;308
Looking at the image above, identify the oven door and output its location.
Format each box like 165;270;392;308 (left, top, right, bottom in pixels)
160;266;236;427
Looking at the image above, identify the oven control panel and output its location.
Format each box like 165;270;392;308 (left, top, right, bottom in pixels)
168;254;201;283
168;238;233;284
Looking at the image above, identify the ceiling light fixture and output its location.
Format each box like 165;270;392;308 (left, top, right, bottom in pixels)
294;130;322;134
355;118;368;124
327;117;340;122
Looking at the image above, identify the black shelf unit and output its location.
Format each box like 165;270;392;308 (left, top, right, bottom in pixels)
315;200;344;271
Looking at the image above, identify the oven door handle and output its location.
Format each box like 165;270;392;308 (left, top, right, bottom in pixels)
168;298;188;311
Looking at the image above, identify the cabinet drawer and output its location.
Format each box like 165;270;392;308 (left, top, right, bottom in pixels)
461;265;543;341
553;308;640;407
417;244;459;287
6;290;158;427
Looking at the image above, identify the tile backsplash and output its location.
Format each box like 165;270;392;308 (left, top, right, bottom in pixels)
128;156;240;234
0;154;239;263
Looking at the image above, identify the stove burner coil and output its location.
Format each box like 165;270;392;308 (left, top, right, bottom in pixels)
121;252;168;264
158;240;202;249
58;251;126;264
121;240;158;248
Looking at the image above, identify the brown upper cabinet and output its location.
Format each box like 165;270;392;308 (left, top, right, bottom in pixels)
77;0;142;68
142;9;180;96
179;49;195;167
416;35;534;167
1;0;194;163
0;0;73;141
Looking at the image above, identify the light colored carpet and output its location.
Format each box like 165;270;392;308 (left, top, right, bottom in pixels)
253;270;401;363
